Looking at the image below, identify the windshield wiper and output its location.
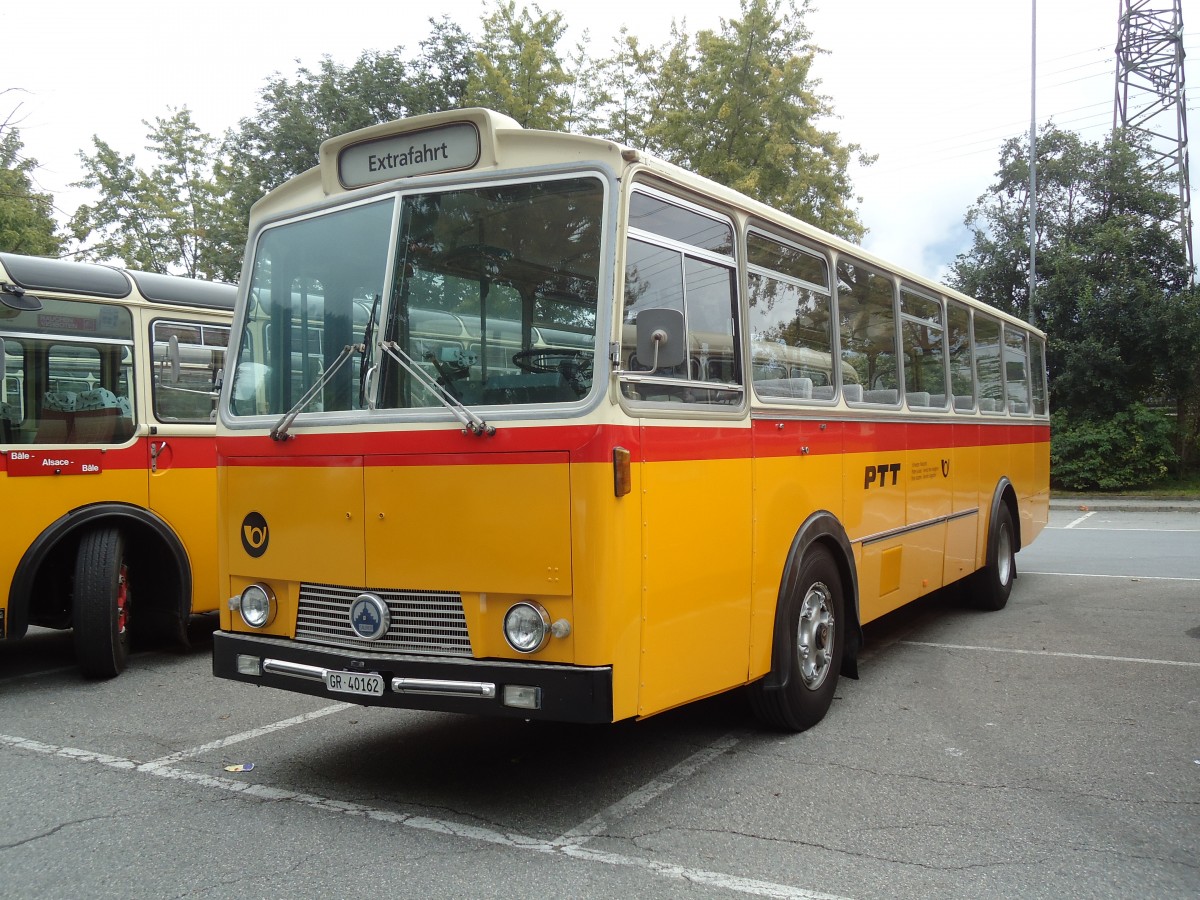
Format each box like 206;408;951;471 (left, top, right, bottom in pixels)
359;293;382;409
379;340;495;437
270;343;363;441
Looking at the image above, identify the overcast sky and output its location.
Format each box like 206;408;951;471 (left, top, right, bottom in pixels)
5;0;1196;281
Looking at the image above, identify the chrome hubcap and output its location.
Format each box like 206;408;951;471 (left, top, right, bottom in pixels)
797;582;835;690
996;524;1013;586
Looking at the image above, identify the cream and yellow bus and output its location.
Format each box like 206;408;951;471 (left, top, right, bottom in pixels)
213;109;1049;731
1;252;234;677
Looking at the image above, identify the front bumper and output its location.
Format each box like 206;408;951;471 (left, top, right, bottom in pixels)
213;631;614;723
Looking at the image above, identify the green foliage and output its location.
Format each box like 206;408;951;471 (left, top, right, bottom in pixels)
1050;405;1177;491
70;108;223;278
950;124;1200;476
0;104;64;256
65;1;872;283
462;2;577;130
637;0;870;241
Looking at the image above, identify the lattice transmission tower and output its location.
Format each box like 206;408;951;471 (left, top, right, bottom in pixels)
1114;0;1193;274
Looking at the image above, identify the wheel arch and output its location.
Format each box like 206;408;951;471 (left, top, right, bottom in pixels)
987;477;1022;554
9;502;192;644
761;510;862;691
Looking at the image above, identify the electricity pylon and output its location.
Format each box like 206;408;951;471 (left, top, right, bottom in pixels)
1114;0;1193;275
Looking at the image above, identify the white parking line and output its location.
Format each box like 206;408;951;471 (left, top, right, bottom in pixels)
139;703;350;771
553;733;740;847
1062;510;1096;529
901;641;1200;668
1021;571;1200;582
0;727;854;900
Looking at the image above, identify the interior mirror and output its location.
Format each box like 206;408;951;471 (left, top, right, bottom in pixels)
635;308;686;372
167;334;181;384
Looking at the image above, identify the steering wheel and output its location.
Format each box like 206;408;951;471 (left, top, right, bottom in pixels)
512;348;591;374
511;348;593;396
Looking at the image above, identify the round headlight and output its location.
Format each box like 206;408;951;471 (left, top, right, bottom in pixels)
239;583;276;628
503;602;550;653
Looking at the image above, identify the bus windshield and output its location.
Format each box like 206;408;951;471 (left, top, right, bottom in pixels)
229;175;605;419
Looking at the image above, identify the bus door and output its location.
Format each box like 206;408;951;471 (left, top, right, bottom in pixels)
637;422;753;717
145;320;230;638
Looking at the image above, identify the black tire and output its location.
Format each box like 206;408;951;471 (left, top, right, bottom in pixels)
749;545;844;732
972;502;1016;611
73;527;132;678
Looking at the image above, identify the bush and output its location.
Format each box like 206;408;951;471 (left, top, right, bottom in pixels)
1050;404;1177;491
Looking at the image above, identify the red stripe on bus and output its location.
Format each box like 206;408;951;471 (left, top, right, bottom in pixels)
216;420;1048;467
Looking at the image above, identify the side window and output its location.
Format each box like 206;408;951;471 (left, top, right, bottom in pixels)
38;342;135;444
900;288;947;409
747;230;835;402
1003;326;1031;415
1030;335;1048;416
620;191;740;405
1;340;23;443
946;300;975;412
837;259;898;404
973;314;1004;413
152;320;230;422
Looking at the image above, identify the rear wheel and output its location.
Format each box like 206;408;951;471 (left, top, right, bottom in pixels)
749;545;844;732
972;503;1016;611
73;528;132;678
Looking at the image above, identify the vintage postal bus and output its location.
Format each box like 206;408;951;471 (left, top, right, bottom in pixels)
212;109;1049;730
1;252;233;677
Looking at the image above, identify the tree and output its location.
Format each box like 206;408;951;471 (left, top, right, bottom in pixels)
213;17;479;279
70;108;223;278
636;0;871;241
951;124;1200;483
0;98;63;256
461;2;579;130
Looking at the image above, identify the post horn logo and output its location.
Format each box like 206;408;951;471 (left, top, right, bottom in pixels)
241;512;269;558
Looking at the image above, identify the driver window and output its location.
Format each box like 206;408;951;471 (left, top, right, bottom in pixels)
620;190;741;405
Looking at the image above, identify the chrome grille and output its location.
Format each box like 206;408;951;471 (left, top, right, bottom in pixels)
295;583;472;656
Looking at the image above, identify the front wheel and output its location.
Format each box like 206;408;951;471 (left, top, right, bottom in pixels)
73;527;132;678
972;502;1016;611
749;545;844;732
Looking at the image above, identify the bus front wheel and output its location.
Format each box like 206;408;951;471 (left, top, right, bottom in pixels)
972;503;1016;611
73;527;132;678
749;545;844;732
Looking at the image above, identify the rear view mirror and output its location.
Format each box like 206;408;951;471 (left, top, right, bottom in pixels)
635;308;686;372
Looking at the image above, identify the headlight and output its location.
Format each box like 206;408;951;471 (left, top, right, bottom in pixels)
503;601;550;653
238;583;276;628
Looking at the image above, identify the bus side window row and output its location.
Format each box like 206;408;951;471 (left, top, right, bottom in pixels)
34;389;134;444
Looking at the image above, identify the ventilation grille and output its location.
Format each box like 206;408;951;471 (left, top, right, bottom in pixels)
295;583;472;657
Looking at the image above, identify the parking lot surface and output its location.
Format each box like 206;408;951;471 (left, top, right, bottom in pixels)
1;506;1197;899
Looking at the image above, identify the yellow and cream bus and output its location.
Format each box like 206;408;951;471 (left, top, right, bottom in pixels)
213;108;1049;731
1;252;234;677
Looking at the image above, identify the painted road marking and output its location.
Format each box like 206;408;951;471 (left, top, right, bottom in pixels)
901;641;1200;668
0;725;852;900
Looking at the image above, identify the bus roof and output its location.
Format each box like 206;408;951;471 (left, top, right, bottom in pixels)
246;107;1043;339
0;252;236;311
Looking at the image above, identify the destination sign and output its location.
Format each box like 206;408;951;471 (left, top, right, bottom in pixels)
6;449;104;477
338;122;481;188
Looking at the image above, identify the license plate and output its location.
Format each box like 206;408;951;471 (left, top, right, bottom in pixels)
325;670;385;697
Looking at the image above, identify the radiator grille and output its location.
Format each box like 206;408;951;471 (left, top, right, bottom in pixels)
295;583;472;657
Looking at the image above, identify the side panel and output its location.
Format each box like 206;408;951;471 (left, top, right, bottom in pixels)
749;417;844;682
945;423;981;585
1;444;149;636
146;433;221;613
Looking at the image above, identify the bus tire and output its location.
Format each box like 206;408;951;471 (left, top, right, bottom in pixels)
972;502;1016;611
749;545;844;732
73;528;132;678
